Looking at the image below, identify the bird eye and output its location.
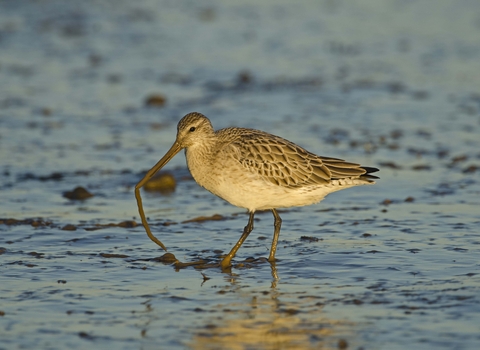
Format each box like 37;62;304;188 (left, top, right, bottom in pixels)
189;126;196;132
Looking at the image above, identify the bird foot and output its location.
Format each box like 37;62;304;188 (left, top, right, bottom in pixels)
220;256;233;270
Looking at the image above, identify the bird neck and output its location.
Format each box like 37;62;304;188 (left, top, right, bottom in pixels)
185;138;217;187
185;134;217;167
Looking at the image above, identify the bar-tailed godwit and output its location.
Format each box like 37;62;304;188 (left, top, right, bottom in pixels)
135;112;379;269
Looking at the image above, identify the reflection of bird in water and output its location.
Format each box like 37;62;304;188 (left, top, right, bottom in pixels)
188;289;355;350
135;112;379;269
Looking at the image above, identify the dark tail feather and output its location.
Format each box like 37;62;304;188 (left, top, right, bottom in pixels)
361;166;380;180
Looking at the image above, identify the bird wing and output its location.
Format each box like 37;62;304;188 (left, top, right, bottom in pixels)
221;129;367;188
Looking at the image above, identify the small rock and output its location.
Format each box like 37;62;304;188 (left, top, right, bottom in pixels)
338;339;348;349
144;172;176;193
61;224;77;231
63;187;94;200
237;70;253;85
154;252;178;263
78;332;93;339
41;107;52;116
117;220;137;228
411;164;431;171
145;94;167;107
30;221;41;227
283;308;299;315
161;221;177;226
462;165;478;173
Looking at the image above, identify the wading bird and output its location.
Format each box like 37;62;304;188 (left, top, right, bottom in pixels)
135;112;378;269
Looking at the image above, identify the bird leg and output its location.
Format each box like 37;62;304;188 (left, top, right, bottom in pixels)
268;209;282;262
220;211;255;269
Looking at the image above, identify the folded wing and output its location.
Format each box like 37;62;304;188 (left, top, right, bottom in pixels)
223;129;373;188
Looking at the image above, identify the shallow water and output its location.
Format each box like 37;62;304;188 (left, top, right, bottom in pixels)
1;0;480;349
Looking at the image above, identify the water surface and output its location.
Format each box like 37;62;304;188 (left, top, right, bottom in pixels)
1;0;480;349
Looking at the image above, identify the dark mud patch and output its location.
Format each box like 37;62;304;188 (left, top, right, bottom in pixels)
0;217;137;231
84;221;138;231
99;253;130;259
300;236;322;243
17;172;65;182
182;214;226;224
0;218;54;227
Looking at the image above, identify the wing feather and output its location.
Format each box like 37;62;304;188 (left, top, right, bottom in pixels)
218;128;369;188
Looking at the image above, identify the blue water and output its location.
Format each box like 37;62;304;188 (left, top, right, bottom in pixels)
1;0;480;349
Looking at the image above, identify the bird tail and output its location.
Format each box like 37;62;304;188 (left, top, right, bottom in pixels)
360;166;380;181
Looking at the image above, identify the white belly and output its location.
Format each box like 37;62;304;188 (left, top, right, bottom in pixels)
192;167;361;212
186;147;370;212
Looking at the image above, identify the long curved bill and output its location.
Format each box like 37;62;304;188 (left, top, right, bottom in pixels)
135;141;182;251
